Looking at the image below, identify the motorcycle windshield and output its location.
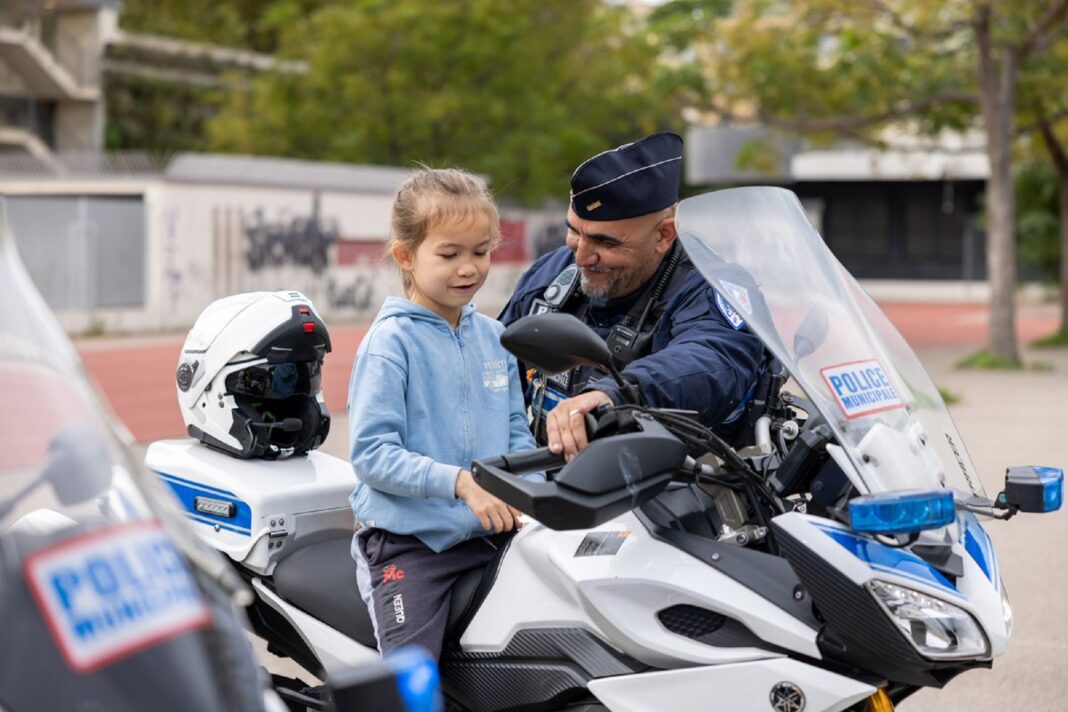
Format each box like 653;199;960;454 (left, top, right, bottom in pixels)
0;201;263;711
677;187;987;503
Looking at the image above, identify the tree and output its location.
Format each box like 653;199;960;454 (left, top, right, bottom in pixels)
118;0;332;54
1018;37;1068;339
207;0;686;203
690;0;1068;364
108;0;333;153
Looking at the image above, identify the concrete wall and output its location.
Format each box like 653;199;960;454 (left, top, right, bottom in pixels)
2;177;565;335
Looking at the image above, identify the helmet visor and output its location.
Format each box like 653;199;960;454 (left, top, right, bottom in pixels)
226;361;322;400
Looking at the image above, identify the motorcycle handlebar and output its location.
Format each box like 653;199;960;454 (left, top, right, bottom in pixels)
479;446;565;475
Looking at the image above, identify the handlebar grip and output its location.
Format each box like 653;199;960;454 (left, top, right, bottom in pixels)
485;446;565;474
504;446;565;473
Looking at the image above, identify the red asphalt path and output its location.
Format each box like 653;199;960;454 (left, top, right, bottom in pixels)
78;303;1061;443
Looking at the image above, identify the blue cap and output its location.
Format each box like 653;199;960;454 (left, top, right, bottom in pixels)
570;132;684;221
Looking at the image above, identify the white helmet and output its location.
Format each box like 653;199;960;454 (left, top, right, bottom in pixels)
176;290;331;459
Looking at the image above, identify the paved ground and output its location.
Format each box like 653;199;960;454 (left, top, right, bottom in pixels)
83;301;1067;710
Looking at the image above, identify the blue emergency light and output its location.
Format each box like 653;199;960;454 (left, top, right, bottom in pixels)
386;646;443;712
1036;467;1065;512
848;490;955;535
327;645;442;712
1002;466;1063;514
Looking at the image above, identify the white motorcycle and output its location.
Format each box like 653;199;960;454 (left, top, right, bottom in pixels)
146;187;1062;712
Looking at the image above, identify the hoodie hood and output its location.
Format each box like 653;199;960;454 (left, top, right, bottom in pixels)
375;296;477;329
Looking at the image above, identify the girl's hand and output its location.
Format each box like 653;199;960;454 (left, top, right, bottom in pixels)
455;469;523;533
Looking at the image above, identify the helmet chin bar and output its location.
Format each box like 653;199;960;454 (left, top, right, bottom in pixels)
230;393;330;460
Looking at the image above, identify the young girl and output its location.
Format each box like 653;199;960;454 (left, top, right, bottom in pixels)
348;167;538;660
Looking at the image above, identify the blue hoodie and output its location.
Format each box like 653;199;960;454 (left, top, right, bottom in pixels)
348;296;538;552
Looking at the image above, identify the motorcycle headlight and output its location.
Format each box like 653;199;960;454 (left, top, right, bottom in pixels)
1000;580;1013;638
868;580;989;659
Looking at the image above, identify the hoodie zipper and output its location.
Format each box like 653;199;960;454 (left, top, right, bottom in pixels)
453;318;472;469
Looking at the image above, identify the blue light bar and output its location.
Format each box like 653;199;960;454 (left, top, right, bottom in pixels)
386;646;443;712
849;490;955;535
1035;467;1063;512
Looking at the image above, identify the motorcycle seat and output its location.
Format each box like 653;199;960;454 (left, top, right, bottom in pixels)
272;532;495;649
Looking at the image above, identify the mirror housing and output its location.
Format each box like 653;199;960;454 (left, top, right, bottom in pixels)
998;466;1063;514
44;422;114;507
500;312;614;375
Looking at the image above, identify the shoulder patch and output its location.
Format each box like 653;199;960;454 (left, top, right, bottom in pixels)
714;290;746;330
720;280;752;315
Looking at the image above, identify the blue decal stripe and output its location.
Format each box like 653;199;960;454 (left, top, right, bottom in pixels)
963;513;998;587
154;472;252;537
155;471;238;499
815;524;962;598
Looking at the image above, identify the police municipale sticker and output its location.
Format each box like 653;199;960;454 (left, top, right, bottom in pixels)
23;521;211;672
820;359;905;419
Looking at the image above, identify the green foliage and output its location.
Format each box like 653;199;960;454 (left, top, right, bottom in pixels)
106;73;224;152
109;0;334;152
956;350;1024;370
937;386;961;405
698;0;978;138
118;0;332;53
1015;161;1062;280
208;0;695;203
1032;330;1068;347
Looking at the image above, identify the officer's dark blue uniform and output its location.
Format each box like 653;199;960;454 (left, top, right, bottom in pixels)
499;132;765;439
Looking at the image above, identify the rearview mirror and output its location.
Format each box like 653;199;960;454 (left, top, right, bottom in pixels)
998;466;1063;514
501;313;614;375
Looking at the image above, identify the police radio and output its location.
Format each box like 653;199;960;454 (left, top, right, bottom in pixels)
605;242;682;368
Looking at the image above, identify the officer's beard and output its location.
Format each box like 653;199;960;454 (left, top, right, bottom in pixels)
578;266;617;300
579;263;654;301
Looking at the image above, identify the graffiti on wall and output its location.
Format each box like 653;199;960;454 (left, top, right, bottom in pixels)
244;193;338;275
326;274;376;311
205;191;567;320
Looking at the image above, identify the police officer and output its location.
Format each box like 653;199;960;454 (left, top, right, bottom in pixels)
499;132;765;461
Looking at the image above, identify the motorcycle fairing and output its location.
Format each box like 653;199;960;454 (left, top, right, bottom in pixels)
461;512;822;666
811;522;964;600
587;658;876;712
961;512;999;588
773;513;1008;659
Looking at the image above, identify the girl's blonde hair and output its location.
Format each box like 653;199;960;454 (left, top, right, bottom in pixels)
388;167;501;294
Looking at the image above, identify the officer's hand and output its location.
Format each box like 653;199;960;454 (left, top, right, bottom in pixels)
546;391;613;463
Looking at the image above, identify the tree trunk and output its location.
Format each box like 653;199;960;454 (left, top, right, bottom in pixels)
984;112;1021;362
1038;119;1068;336
1061;179;1068;334
976;9;1022;363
